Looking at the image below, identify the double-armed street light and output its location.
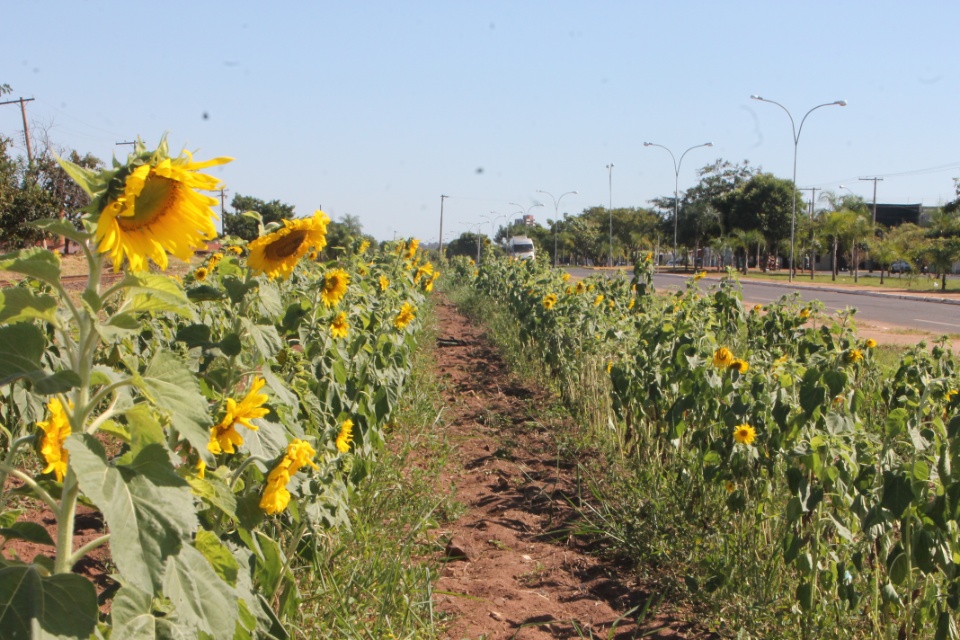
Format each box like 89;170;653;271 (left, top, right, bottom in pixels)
750;95;847;282
537;189;579;267
643;141;713;269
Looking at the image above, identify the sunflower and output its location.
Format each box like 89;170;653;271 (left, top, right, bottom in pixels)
846;349;864;363
728;359;749;374
713;347;734;368
394;302;416;330
542;293;558;310
733;424;756;445
379;275;390;291
330;312;349;339
227;245;243;255
694;271;706;281
259;439;318;515
320;268;350;307
628;298;635;310
95;151;232;272
336;419;354;453
799;308;811;320
358;240;370;254
194;266;208;282
414;262;435;282
37;397;72;482
208;377;270;455
424;271;440;292
865;338;877;349
405;239;420;260
247;211;330;280
562;272;571;282
593;294;604;307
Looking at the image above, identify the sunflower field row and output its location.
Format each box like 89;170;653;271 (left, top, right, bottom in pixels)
0;139;435;639
448;255;960;639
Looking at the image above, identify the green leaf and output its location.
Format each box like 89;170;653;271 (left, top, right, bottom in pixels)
241;318;282;362
240;420;288;470
0;522;54;546
885;408;909;439
31;219;92;245
0;323;79;394
111;584;192;639
162;545;238;640
0;288;58;325
67;434;197;593
0;564;97;639
53;155;98;196
186;285;225;302
117;273;193;317
185;474;237;519
194;530;239;586
881;471;914;518
136;350;212;462
0;248;62;288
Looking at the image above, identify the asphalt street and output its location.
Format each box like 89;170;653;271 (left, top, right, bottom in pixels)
564;267;960;335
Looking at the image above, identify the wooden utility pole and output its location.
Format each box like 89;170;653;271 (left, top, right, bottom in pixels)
0;97;35;164
859;177;884;225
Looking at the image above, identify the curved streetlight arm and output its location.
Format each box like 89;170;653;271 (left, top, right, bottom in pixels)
538;190;578;267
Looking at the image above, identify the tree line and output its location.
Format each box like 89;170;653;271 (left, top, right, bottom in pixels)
445;159;960;287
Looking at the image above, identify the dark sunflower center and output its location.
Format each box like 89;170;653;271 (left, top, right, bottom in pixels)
120;175;181;230
265;230;307;260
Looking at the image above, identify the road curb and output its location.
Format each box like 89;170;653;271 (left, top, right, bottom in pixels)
654;272;960;307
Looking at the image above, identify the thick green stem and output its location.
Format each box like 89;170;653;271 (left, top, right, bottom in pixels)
66;534;111;570
53;470;80;574
0;462;59;513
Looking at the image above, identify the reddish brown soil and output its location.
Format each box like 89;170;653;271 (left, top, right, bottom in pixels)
430;297;715;639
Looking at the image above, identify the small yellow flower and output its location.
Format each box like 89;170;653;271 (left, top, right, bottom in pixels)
424;271;440;292
330;312;349;339
194;266;208;282
394;302;416;330
606;361;613;373
593;294;604;307
628;298;635;310
208;252;223;269
208;377;269;455
561;272;571;282
414;262;435;282
358;240;370;253
865;338;877;349
320;268;350;307
37;398;72;482
259;438;318;515
799;308;811;320
753;304;763;313
336;419;354;453
227;245;243;255
846;349;864;363
733;424;756;445
542;293;558;310
946;389;958;404
587;284;595;292
724;480;736;493
713;347;734;368
379;275;390;291
575;282;586;294
693;271;706;281
645;252;653;263
728;359;749;374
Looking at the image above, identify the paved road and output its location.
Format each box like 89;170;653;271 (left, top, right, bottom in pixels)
564;268;960;335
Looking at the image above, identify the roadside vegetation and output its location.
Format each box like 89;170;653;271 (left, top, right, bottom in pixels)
447;254;960;640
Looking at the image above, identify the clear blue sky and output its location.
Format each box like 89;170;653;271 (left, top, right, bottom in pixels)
3;1;958;243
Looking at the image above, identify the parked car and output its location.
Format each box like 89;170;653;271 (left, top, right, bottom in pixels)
890;259;911;274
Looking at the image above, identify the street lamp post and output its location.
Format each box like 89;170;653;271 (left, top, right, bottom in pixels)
605;164;614;267
537;189;579;267
643;142;713;269
751;95;847;282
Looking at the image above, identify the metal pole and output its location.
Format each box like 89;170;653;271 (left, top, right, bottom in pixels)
606;164;614;267
538;189;578;268
751;95;846;282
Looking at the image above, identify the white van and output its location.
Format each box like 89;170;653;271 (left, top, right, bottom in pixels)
507;236;536;261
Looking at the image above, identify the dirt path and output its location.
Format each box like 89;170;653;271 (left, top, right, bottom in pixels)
429;297;710;639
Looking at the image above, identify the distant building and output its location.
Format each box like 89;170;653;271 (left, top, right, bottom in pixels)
872;203;922;227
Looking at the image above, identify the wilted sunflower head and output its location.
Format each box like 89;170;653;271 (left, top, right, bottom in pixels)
728;358;749;374
247;211;330;280
73;138;233;273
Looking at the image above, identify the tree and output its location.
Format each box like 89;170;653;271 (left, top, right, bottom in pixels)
922;209;960;290
223;194;295;240
721;173;800;256
944;178;960;214
444;232;488;262
324;213;375;258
